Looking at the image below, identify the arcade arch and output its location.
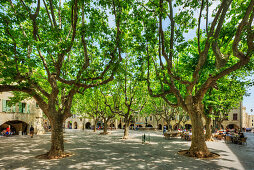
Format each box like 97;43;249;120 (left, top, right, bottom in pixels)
74;122;78;129
85;122;91;129
0;120;29;135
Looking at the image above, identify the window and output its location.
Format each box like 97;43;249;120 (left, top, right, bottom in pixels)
19;102;29;113
233;113;237;120
2;100;14;112
150;116;152;121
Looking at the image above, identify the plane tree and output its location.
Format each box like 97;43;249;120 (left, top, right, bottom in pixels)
72;88;104;132
0;0;127;158
203;74;250;140
141;0;254;158
102;57;147;139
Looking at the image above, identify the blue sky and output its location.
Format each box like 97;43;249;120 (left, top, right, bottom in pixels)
243;79;254;115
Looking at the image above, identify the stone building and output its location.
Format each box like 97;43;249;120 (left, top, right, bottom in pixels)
219;102;254;130
131;114;192;130
242;107;249;129
64;114;119;130
65;113;193;131
248;115;254;129
0;92;44;135
221;104;242;129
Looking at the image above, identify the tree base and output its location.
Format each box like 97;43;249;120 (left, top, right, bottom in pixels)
122;136;128;139
35;152;73;159
178;150;220;159
99;132;110;135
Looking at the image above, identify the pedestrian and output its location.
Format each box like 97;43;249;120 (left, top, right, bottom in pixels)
6;126;10;135
30;125;34;138
163;125;166;134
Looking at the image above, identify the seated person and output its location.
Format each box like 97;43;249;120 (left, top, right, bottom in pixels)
239;133;244;138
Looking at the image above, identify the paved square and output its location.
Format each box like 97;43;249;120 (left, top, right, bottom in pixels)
0;130;253;169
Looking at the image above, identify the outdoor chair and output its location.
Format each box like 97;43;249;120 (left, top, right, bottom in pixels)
225;136;231;143
239;137;247;145
164;133;171;140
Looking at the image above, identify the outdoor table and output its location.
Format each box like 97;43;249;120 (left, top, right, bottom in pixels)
164;132;171;140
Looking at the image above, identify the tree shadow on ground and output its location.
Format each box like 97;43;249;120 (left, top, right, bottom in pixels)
224;132;254;170
0;130;247;170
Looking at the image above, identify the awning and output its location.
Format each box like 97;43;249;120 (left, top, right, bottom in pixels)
135;122;145;125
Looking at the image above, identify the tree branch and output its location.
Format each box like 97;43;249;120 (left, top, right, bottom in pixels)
233;0;254;60
49;0;57;27
198;0;204;54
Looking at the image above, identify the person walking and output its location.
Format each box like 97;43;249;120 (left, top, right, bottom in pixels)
163;125;167;134
30;125;34;138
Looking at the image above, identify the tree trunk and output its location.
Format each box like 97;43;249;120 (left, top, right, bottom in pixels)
123;121;130;139
166;120;171;131
217;120;222;130
188;111;211;158
103;119;109;134
47;117;65;159
94;119;98;132
205;117;213;141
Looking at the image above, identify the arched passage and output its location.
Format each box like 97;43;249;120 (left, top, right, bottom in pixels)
173;124;179;130
185;124;192;130
0;120;29;135
158;124;162;130
85;122;91;129
118;123;122;129
147;124;153;128
130;124;135;129
74;122;78;129
226;124;239;129
68;121;72;129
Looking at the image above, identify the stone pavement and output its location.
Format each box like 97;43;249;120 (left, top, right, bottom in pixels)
0;130;253;170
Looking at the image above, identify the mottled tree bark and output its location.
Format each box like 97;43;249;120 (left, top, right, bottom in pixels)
94;119;98;132
123;121;130;139
205;117;213;141
188;111;210;158
103;119;109;134
47;115;65;159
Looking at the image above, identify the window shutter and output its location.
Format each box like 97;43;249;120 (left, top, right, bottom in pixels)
12;104;16;112
2;100;7;112
27;104;30;113
19;102;22;113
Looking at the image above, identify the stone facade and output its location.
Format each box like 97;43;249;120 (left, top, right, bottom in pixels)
64;114;119;130
0;92;44;134
221;105;242;129
248;115;254;128
220;102;254;130
64;112;193;131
